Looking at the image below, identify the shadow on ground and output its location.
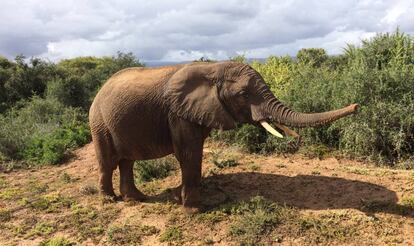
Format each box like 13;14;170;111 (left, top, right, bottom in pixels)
155;172;414;217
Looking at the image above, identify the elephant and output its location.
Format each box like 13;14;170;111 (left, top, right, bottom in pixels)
89;61;358;213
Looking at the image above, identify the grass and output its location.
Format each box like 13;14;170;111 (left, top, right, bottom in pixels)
213;158;238;169
225;196;295;245
0;176;6;188
248;163;260;171
196;210;227;224
11;216;38;236
64;204;120;241
0;209;11;222
276;163;287;168
360;199;412;216
27;180;49;194
211;150;239;169
27;221;56;237
159;226;183;244
27;193;74;212
139;180;163;195
401;197;414;207
134;155;178;183
343;167;370;175
296;212;358;243
107;224;159;245
78;184;99;195
299;145;333;160
40;236;76;246
142;202;179;216
0;187;23;200
60;172;73;183
210;196;402;245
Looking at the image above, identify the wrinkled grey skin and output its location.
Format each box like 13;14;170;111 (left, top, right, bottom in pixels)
89;61;358;213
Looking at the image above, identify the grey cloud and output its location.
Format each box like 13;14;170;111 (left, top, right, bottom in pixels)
0;0;413;61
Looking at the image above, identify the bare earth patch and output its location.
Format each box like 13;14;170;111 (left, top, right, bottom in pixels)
1;142;414;245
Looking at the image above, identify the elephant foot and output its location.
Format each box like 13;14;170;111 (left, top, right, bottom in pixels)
183;206;201;215
181;186;201;214
121;189;147;202
100;189;117;199
171;186;182;204
171;185;201;213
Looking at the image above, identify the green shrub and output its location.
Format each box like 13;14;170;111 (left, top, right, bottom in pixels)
225;196;296;246
134;156;178;183
213;29;414;166
0;56;59;113
0;97;90;165
22;123;91;164
286;30;414;165
47;76;88;108
251;56;294;98
159;226;183;243
211;124;298;154
107;224;159;245
40;237;76;246
0;208;11;222
0;52;143;169
297;48;328;67
211;151;239;169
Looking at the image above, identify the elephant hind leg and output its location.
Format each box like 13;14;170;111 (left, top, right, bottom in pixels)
119;159;146;201
92;131;118;198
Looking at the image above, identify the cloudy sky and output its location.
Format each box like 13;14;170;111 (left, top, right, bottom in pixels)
0;0;413;62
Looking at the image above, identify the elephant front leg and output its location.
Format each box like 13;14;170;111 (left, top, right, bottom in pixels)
179;156;202;214
169;117;210;214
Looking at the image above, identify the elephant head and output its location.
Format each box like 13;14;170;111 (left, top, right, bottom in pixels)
166;61;358;137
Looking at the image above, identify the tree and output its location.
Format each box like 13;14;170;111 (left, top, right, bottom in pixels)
297;48;328;67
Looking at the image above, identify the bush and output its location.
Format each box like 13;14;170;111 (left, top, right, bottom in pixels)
40;236;76;246
211;124;299;155
0;97;90;165
286;30;414;164
0;52;143;168
297;48;328;67
46;76;88;108
226;196;295;246
134;156;178;183
0;56;60;113
213;30;414;166
22;124;91;164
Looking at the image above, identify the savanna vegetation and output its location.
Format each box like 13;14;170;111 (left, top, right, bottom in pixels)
0;30;413;171
218;30;414;167
0;52;143;170
1;29;414;245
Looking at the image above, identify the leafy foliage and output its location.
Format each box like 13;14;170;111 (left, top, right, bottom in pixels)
134;156;178;183
211;124;299;154
224;196;295;246
22;123;90;164
1;30;413;167
214;30;414;166
0;52;143;167
0;97;89;162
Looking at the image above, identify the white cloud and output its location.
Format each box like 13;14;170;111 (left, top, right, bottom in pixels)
0;0;413;62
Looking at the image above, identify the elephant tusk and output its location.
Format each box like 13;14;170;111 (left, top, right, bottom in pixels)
274;123;300;138
260;121;284;138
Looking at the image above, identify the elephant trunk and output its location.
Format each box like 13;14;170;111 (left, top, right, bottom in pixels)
267;97;358;128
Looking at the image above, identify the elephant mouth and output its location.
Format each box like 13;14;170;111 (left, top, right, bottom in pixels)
259;120;300;139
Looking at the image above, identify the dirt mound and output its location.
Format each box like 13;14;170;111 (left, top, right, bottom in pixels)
1;142;414;245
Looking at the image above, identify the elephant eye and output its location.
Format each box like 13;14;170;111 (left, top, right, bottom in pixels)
238;90;249;99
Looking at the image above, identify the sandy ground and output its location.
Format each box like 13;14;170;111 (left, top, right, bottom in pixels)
1;142;414;245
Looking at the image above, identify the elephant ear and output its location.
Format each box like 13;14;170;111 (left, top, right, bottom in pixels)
165;64;236;130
